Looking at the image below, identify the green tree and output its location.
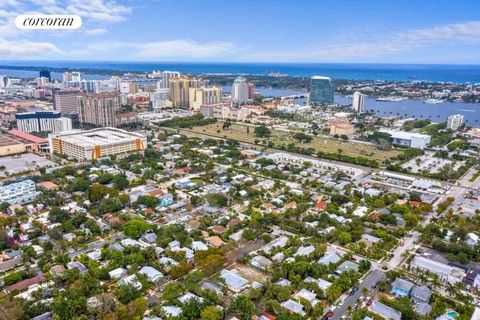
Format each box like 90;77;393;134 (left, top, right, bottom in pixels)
242;228;256;241
194;249;226;276
48;206;69;223
116;283;141;304
137;195;158;209
113;174;129;190
338;231;352;245
123;219;152;239
254;125;271;138
229;295;255;320
52;289;87;320
88;184;114;203
201;305;223;320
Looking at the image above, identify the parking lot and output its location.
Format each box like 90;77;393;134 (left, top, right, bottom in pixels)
402;152;464;174
0;153;55;177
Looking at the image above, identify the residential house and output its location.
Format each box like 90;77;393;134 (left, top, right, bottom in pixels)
118;274;142;290
391;278;414;297
335;261;359;274
220;269;249;293
108;267;127;280
280;299;306;317
319;251;341;266
410;256;465;284
411;285;432;304
369;300;402;320
139;266;163;283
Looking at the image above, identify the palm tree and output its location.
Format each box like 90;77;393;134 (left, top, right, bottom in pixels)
446;283;456;297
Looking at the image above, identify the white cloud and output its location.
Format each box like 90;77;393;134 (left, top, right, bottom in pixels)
134;39;236;60
84;27;107;35
0;38;59;58
64;0;132;23
0;0;132;59
63;39;237;60
242;21;480;62
0;0;20;9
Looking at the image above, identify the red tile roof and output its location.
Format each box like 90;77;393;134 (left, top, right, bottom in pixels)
316;200;328;211
6;274;45;292
8;129;47;144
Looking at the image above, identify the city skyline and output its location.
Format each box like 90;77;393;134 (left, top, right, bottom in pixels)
0;0;480;64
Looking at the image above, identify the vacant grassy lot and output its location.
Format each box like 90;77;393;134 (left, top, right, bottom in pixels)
187;122;401;161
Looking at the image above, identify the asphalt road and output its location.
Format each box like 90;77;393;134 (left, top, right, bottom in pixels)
330;269;386;320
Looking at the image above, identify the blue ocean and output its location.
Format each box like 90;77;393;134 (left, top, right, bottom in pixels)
1;61;480;83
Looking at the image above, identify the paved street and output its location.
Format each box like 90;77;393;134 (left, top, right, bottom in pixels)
330;269;386;320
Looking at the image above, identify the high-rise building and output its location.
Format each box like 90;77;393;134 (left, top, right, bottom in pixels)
189;86;223;111
39;69;51;82
247;82;256;99
352;91;365;113
447;114;465;131
63;72;83;82
309;76;334;105
161;71;181;89
36;77;49;87
53;88;81;114
77;92;120;127
169;76;200;108
150;88;170;110
16;111;73;133
232;77;249;105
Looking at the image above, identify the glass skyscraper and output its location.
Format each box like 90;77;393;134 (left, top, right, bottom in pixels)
309;76;334;105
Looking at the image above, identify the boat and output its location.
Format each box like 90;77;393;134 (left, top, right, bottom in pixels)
423;98;444;104
376;96;408;102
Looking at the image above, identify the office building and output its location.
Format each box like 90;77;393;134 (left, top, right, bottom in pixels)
379;129;431;149
161;71;181;89
189;86;222;111
16;111;72;133
77;92;120;127
232;77;249;105
200;103;261;122
247;82;256;99
39;69;51;82
168;76;200;108
0;179;38;205
447;114;465;131
329;118;354;137
53;88;81;114
63;72;82;82
352;91;365;112
50;127;147;160
36;77;49;87
150;88;170;110
64;79;119;93
309;76;335;105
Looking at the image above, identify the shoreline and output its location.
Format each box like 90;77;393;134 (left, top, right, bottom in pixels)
1;64;480;84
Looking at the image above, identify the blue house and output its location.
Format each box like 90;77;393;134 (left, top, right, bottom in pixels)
159;193;174;207
391;278;414;297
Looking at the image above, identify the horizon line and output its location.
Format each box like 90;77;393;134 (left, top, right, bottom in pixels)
1;60;480;67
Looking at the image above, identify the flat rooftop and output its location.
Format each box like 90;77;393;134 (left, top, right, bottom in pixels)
0;134;24;147
55;127;145;148
380;129;430;140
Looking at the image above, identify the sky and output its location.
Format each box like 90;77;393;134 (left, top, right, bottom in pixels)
1;0;480;64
